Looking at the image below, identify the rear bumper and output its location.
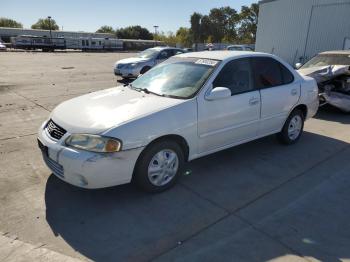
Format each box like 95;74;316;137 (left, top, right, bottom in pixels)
38;122;144;189
307;98;319;119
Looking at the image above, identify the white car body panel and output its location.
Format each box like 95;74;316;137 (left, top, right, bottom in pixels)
197;90;261;153
38;122;143;188
51;87;186;135
259;81;301;135
102;98;198;153
39;51;319;189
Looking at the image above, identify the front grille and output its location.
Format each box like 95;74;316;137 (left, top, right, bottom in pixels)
46;119;67;140
43;153;64;178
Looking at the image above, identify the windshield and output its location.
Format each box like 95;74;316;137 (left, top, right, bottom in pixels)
131;57;218;99
301;54;350;69
137;49;158;59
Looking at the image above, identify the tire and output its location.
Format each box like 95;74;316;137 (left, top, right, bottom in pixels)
277;109;305;145
140;66;151;75
133;140;184;193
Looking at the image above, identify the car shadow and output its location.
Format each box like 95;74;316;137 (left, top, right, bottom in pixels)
45;131;350;262
314;105;350;124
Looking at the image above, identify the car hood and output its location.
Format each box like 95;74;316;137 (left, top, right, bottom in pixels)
51;87;185;134
116;57;150;64
298;65;350;83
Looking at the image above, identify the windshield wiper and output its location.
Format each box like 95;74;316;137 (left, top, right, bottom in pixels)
127;83;164;97
126;83;185;99
125;83;142;92
141;88;164;97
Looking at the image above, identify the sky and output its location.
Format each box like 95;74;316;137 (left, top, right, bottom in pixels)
1;0;256;33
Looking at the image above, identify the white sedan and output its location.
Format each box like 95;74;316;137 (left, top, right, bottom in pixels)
38;51;319;192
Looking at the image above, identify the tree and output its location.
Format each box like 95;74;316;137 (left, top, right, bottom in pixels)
176;27;192;47
31;18;59;30
220;7;239;42
155;31;178;46
208;8;226;42
238;3;259;43
116;25;153;40
208;7;239;43
0;17;23;28
189;3;259;45
96;25;114;34
190;12;202;43
200;15;212;42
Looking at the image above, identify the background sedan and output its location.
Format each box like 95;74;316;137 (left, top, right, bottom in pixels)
114;46;185;79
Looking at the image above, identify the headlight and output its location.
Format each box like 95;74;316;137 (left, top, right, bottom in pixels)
65;134;122;153
129;63;138;68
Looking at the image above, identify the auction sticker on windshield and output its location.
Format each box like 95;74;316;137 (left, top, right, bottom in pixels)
195;59;218;66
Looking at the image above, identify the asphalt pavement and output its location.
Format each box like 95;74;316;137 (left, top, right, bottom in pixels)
0;52;349;262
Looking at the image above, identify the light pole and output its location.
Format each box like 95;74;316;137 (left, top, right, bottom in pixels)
47;16;53;44
153;25;159;47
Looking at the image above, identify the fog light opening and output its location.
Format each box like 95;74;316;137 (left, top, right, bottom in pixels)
77;175;88;187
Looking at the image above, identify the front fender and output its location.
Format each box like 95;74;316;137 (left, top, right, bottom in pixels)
102;99;198;158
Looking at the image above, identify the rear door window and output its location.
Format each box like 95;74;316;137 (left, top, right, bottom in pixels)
252;57;294;88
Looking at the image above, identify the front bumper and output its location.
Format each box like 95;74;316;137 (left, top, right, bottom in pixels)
114;66;141;78
38;122;144;189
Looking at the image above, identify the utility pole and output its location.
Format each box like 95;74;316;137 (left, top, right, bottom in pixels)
153;25;159;47
48;16;53;45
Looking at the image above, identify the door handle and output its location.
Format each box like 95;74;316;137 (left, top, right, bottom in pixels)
291;89;298;96
249;98;260;105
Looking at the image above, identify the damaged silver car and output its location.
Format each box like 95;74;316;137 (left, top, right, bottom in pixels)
297;50;350;112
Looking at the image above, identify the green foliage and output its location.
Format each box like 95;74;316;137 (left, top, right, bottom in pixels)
238;3;259;43
0;17;23;28
189;3;259;44
96;25;115;34
155;31;178;46
190;12;202;43
31;18;59;30
116;26;153;40
176;27;192;47
154;27;193;48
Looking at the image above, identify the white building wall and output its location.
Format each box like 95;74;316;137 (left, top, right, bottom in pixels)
256;0;350;65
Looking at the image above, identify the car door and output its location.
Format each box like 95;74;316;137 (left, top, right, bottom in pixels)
251;57;300;136
197;58;261;154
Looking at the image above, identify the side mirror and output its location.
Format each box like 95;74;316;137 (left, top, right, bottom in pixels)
206;87;231;101
295;63;302;69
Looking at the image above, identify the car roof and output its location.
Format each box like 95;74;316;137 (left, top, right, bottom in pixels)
149;46;181;51
319;50;350;55
177;50;268;61
228;45;246;47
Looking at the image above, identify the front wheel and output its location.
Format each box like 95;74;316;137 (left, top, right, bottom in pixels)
133;140;184;193
277;109;304;145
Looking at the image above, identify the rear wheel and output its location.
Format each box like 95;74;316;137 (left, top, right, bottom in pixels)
133;140;184;193
277;109;304;145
